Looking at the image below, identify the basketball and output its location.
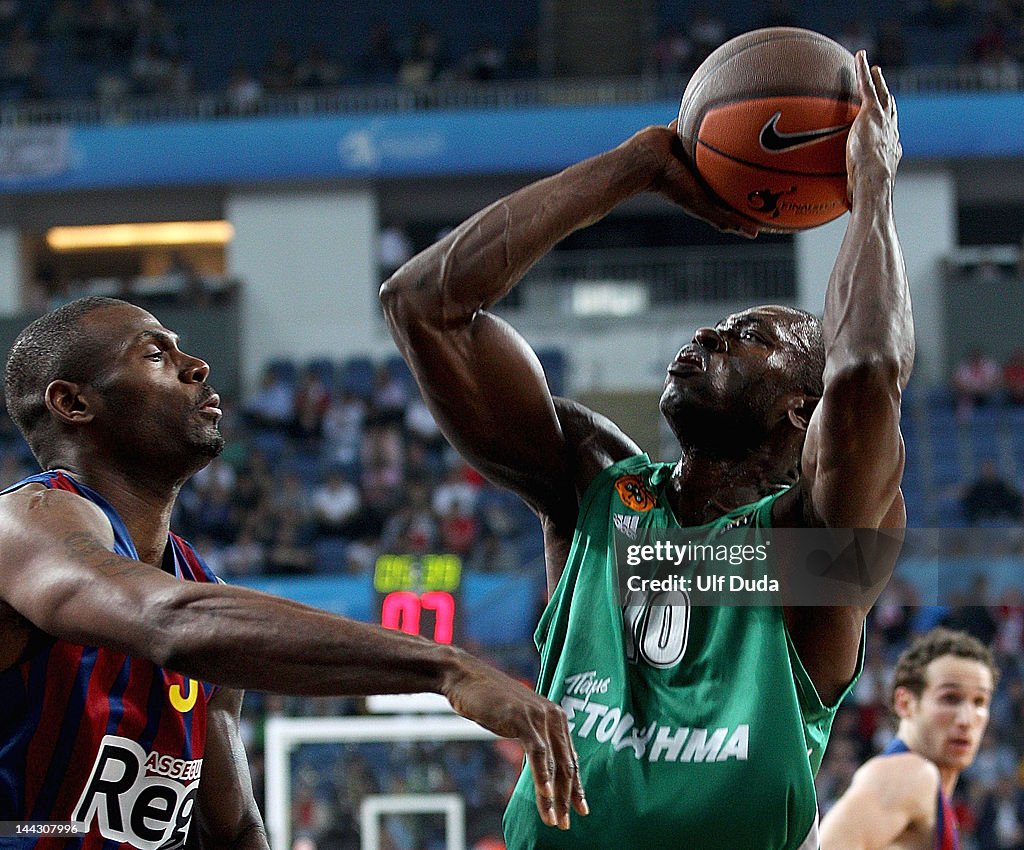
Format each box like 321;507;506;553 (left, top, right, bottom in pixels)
676;27;860;231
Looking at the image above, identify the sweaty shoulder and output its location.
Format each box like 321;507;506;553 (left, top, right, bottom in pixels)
552;396;643;500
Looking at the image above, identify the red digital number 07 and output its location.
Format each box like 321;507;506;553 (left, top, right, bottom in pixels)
381;590;456;644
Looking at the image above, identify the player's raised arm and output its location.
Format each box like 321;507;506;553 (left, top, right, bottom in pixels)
800;51;914;532
379;127;755;515
0;486;586;829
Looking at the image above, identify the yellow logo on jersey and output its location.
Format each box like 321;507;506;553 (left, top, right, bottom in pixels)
169;677;199;713
614;475;655;513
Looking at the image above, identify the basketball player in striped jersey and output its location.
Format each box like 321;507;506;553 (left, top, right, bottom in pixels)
381;51;911;849
0;297;585;849
820;628;998;850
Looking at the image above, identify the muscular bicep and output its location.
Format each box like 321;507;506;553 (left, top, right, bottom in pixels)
0;486;182;657
801;360;906;530
189;688;267;850
383;285;573;515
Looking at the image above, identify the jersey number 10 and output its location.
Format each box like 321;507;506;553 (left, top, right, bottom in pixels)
622;589;690;669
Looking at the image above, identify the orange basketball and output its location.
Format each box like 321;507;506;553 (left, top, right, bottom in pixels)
676;27;860;231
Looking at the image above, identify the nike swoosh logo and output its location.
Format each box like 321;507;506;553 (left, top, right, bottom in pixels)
759;111;852;152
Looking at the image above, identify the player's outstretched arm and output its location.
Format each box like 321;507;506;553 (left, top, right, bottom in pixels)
819;755;937;850
801;50;914;533
379;126;755;517
0;487;586;829
782;52;914;701
186;688;268;850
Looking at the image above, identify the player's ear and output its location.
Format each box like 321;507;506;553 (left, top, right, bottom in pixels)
785;393;819;431
45;380;96;426
892;685;916;719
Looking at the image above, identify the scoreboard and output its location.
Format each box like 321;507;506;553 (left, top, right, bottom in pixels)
373;553;462;644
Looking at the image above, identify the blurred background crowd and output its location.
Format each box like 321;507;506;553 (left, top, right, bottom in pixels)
0;0;1021;109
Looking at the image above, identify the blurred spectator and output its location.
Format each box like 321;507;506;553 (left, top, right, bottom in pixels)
466;527;521;572
370;365;409;424
975;775;1024;849
312;467;362;536
439;502;480;555
292;365;331;442
398;20;442;86
1004;348;1024;404
361;19;401;83
268;471;314;532
221;522;267;578
131;43;174;94
404;395;444;452
226;64;262;114
265;515;314;574
322;390;367;467
433;462;480;517
993;588;1024;656
294;42;342;89
960;460;1024;525
95;69;131;102
381;481;438;553
462;39;506;81
189;483;236;543
952;349;1001;419
964;729;1021;786
687;6;726;66
191;455;237;496
970;10;1024;90
243;365;295;431
262;38;296;93
379;222;414;278
651;25;693;76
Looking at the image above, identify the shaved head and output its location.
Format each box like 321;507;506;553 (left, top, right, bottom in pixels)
4;297;127;465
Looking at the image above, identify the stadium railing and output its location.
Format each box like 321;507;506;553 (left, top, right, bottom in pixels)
0;65;1020;128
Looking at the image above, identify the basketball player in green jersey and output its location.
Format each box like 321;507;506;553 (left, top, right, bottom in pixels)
381;51;911;849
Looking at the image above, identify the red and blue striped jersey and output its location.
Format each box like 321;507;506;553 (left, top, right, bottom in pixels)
880;737;960;850
0;471;220;850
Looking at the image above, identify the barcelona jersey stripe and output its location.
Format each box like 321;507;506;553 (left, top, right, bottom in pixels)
0;471;221;849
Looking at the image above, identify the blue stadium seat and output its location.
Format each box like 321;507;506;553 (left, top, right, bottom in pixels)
266;358;298;386
306;357;336;388
339;356;376;400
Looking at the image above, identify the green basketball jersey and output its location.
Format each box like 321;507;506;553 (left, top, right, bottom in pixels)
503;454;862;850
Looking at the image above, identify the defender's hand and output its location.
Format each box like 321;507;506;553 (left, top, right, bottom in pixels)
847;50;901;202
631;124;759;238
442;651;588;829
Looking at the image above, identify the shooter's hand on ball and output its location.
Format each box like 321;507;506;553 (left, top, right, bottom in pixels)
443;649;588;830
847;50;901;204
632;124;760;238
